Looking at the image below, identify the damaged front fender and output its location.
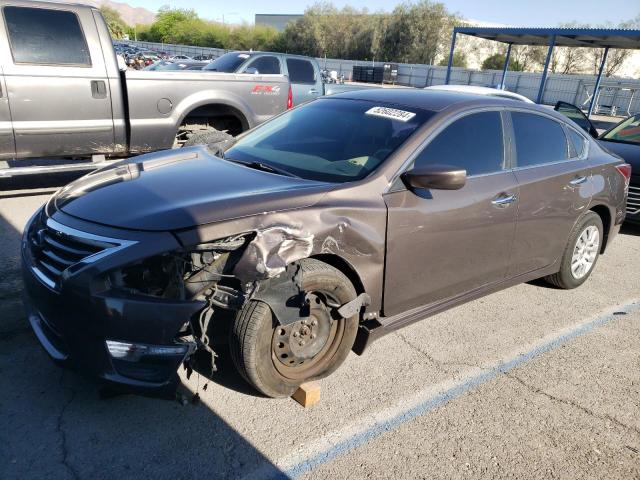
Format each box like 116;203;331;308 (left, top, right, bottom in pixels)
233;225;314;285
176;191;388;317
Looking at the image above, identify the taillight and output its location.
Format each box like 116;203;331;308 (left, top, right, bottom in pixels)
287;85;293;110
616;163;632;188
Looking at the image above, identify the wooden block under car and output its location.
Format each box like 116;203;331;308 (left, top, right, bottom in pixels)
291;382;321;407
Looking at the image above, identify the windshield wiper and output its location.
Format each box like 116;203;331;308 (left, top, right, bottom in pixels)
226;158;299;178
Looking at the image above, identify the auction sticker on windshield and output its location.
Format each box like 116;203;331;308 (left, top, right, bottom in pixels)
365;106;416;122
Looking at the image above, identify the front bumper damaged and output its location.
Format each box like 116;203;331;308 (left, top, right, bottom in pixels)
22;268;204;391
21;209;206;392
20;207;333;393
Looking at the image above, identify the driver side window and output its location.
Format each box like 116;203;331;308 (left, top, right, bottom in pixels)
414;111;505;176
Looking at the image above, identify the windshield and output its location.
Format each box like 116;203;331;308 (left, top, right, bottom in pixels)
224;98;432;183
203;52;250;72
602;114;640;145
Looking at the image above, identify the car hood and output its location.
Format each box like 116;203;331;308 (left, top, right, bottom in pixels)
597;139;640;172
51;147;334;231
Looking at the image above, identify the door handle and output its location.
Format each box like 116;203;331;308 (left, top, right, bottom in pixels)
568;175;588;186
308;88;318;94
491;194;517;207
91;80;107;99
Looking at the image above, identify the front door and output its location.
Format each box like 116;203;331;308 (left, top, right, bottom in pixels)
554;101;599;138
0;4;115;159
383;110;519;316
0;65;14;160
507;110;593;276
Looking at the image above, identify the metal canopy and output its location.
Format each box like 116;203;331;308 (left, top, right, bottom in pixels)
444;27;640;118
454;27;640;49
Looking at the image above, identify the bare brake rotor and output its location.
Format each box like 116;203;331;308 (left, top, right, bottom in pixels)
272;293;334;367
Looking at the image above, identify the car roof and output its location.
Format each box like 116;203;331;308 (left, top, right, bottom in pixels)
226;51;315;60
425;85;534;103
327;88;519;112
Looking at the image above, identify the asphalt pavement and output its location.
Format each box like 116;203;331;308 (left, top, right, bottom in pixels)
1;178;639;480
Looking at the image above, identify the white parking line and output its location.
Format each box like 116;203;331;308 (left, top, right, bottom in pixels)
243;298;640;480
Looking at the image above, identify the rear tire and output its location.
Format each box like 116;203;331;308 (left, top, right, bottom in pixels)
183;128;235;151
229;259;359;398
544;211;603;289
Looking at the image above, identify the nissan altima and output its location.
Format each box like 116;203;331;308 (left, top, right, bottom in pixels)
22;89;630;398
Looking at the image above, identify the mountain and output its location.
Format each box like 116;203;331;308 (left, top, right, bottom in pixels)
81;0;156;26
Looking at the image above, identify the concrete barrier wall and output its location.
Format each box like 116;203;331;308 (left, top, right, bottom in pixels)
128;40;640;116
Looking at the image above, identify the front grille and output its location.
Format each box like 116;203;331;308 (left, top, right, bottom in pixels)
628;184;640;215
28;216;116;290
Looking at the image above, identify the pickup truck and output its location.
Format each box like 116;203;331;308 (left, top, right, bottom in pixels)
201;51;368;105
0;0;291;176
0;1;375;177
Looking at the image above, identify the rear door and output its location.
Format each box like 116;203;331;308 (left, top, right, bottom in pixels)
507;110;593;276
0;4;115;158
383;110;519;316
285;57;321;105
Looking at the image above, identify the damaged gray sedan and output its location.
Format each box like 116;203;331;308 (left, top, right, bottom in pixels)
21;89;629;397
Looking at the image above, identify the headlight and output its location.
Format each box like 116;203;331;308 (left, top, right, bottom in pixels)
108;234;249;300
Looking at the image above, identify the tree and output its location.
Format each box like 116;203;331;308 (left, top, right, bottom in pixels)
131;23;151;42
382;1;458;64
277;0;460;63
147;7;199;43
137;7;280;50
588;48;632;77
229;24;280;51
101;6;127;39
510;45;545;72
548;17;640;77
592;14;640;77
549;47;589;75
481;52;525;71
438;51;467;68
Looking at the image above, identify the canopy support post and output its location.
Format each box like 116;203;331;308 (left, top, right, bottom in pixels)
536;35;556;104
444;30;457;85
500;43;512;89
588;46;609;118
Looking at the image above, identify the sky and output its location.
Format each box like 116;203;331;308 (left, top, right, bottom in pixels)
126;0;639;26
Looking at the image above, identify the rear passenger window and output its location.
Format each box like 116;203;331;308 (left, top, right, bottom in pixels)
414;111;505;176
246;56;280;74
286;58;315;84
567;128;586;157
4;6;91;66
511;112;568;167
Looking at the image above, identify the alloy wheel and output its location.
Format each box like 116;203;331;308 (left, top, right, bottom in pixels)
570;225;599;279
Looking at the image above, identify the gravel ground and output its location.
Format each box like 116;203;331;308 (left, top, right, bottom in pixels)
1;182;639;480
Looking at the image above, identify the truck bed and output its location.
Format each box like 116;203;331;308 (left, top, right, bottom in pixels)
124;70;291;153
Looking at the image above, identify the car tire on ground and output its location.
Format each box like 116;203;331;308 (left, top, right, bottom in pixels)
229;259;359;398
183;128;235;151
544;211;603;289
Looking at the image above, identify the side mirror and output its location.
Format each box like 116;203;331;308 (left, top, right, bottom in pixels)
401;164;467;191
245;67;259;75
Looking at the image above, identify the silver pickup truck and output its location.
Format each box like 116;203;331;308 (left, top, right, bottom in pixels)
201;51;373;105
0;0;291;176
